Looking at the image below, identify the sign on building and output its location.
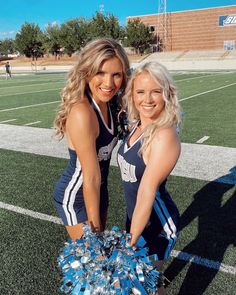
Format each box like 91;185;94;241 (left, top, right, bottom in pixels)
219;14;236;26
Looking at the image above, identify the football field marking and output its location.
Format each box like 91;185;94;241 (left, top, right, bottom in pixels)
171;250;236;275
0;81;64;90
176;72;224;82
24;121;41;126
0;88;61;97
0;76;64;84
0;200;235;275
0;201;62;224
179;82;236;102
0;100;59;112
196;136;210;144
0;118;17;123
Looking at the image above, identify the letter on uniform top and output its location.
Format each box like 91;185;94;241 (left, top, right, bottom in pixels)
117;154;137;183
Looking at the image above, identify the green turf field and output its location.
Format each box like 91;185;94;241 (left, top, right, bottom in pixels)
0;72;235;294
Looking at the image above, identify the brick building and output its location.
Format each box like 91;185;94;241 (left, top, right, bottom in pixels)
127;5;236;51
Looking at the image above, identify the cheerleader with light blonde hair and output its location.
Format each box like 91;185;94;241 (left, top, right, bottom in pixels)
117;61;181;295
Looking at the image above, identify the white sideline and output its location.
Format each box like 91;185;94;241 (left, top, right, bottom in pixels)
0;124;235;184
0;200;235;275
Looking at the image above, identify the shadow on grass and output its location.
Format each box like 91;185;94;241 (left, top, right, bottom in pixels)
164;167;236;295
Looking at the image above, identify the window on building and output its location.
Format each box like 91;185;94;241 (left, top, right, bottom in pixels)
224;40;235;50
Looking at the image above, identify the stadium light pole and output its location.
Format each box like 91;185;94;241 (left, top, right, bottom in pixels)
158;0;168;51
99;4;104;14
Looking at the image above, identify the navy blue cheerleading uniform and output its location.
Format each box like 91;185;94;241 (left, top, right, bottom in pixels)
117;126;180;260
53;95;118;226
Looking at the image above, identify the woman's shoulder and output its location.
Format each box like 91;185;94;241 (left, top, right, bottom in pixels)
69;98;93;117
67;98;96;127
156;125;178;136
153;125;180;145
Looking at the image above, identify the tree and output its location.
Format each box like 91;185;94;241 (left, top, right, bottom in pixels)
88;12;122;40
44;23;63;58
125;19;154;54
15;23;45;60
60;18;89;56
0;39;16;56
104;14;121;39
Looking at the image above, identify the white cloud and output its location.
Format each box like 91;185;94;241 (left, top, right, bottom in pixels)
44;20;59;28
0;31;15;36
52;21;58;26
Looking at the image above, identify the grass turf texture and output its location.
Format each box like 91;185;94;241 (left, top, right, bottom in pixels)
178;73;236;147
0;148;235;294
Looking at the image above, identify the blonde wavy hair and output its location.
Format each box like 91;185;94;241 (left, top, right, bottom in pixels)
54;38;130;138
123;61;181;154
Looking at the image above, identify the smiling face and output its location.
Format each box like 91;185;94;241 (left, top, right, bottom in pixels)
132;71;165;124
88;57;124;105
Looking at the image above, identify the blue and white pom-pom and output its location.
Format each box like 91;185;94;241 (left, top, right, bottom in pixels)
58;225;160;294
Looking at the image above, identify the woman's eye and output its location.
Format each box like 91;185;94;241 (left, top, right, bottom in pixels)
153;90;162;94
113;73;122;78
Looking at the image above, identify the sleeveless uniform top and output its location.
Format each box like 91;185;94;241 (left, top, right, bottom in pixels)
53;93;118;226
117;125;179;259
117;125;167;219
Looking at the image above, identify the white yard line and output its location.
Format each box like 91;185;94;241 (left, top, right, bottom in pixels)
24;121;41;126
0;200;235;275
176;73;222;82
171;250;236;275
0;118;17;123
0;100;59;112
179;82;236;102
196;136;210;144
0;201;62;225
1;81;64;90
0;88;61;97
0;77;64;84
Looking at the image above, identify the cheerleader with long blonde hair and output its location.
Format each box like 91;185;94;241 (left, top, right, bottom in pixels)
53;38;130;241
117;61;181;295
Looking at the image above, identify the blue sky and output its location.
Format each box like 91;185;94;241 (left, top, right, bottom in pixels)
0;0;235;39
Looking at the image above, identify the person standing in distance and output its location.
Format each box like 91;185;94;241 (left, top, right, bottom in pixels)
53;38;130;241
117;61;181;294
5;61;12;79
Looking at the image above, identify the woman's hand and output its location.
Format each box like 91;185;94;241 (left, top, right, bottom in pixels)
130;233;139;247
89;220;102;233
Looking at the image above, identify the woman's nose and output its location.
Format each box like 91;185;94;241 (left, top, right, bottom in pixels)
103;75;113;87
144;92;153;103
